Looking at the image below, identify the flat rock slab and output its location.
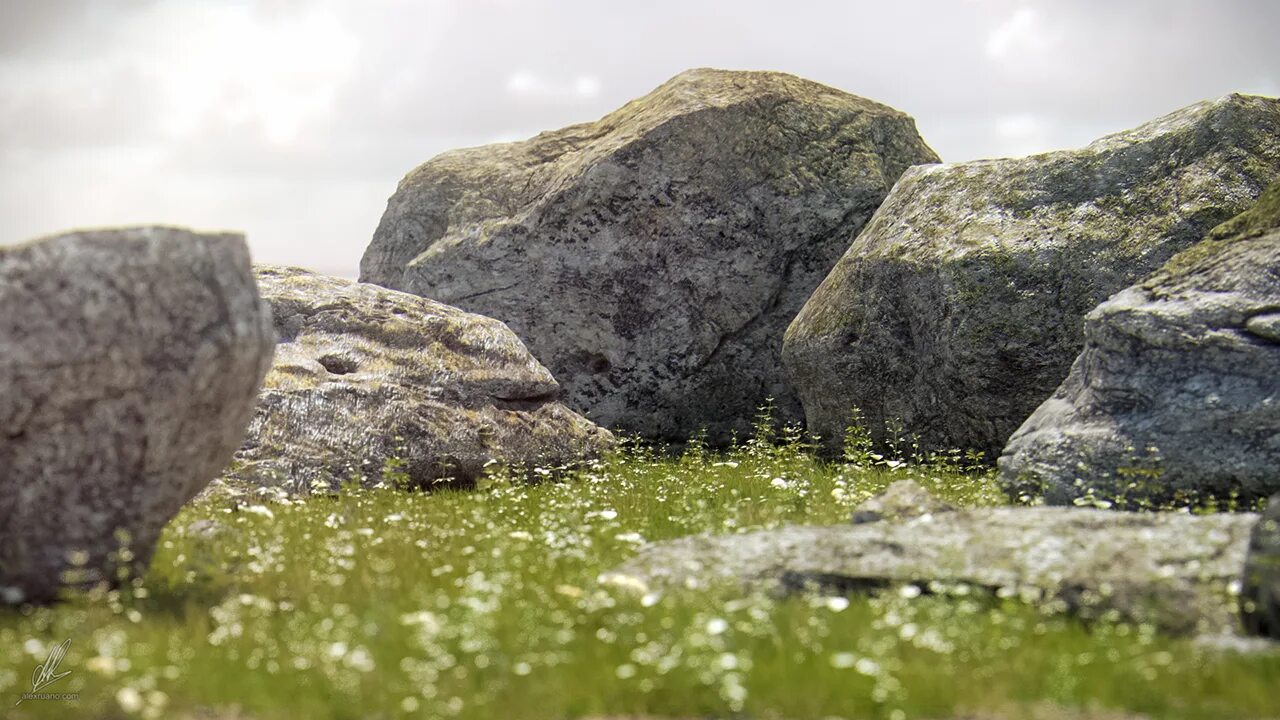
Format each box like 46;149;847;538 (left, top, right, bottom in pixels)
360;68;939;444
0;227;274;603
604;507;1257;635
227;267;612;493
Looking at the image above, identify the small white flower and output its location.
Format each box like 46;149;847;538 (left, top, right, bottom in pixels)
855;657;880;676
706;617;729;635
555;584;583;598
117;687;144;713
345;646;375;672
598;573;648;594
243;505;274;520
399;611;441;630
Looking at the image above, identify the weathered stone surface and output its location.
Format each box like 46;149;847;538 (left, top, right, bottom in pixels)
850;478;955;523
227;267;612;493
999;182;1280;506
784;94;1280;456
0;227;274;603
1242;495;1280;639
360;68;939;443
603;482;1257;634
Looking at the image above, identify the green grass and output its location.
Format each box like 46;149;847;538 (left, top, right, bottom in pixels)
1;429;1277;720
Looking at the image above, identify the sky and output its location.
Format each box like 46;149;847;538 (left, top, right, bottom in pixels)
1;1;1277;277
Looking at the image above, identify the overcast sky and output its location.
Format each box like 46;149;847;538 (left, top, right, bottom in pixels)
1;1;1277;276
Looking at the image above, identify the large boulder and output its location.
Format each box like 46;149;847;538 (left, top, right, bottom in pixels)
360;68;939;443
603;482;1257;635
784;94;1280;456
999;182;1280;507
227;267;613;493
1242;494;1280;639
0;227;274;603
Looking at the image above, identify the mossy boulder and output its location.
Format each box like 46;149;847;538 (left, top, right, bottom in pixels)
0;227;274;603
360;68;939;444
228;267;612;493
998;182;1280;507
603;482;1257;635
784;94;1280;456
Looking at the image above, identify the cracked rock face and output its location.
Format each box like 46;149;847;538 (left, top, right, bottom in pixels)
0;227;274;603
604;482;1257;634
360;68;939;443
999;182;1280;507
784;94;1280;457
227;267;613;493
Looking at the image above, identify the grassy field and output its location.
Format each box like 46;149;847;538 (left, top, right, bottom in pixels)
2;418;1278;719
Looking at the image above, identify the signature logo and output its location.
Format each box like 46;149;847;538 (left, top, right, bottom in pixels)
15;638;78;706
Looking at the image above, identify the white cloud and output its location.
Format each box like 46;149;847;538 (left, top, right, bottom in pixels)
139;2;360;146
985;6;1049;60
992;113;1054;157
506;70;603;99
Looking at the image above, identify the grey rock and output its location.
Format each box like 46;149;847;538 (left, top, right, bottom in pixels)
1191;632;1279;655
1241;495;1280;639
360;68;939;444
850;479;955;523
227;266;613;493
604;501;1257;635
998;181;1280;506
0;227;274;603
184;519;229;542
784;94;1280;457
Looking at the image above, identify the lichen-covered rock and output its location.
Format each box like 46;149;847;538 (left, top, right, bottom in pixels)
360;68;939;443
784;94;1280;456
998;181;1280;506
227;267;612;493
1242;495;1280;639
604;499;1257;634
0;227;274;603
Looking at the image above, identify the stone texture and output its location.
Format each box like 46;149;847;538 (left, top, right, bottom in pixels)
850;478;955;524
1242;494;1280;639
603;482;1257;634
360;68;939;444
784;94;1280;456
0;227;274;603
226;266;612;493
999;181;1280;507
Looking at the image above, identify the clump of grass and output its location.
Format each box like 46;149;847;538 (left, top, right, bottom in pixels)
0;408;1276;719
